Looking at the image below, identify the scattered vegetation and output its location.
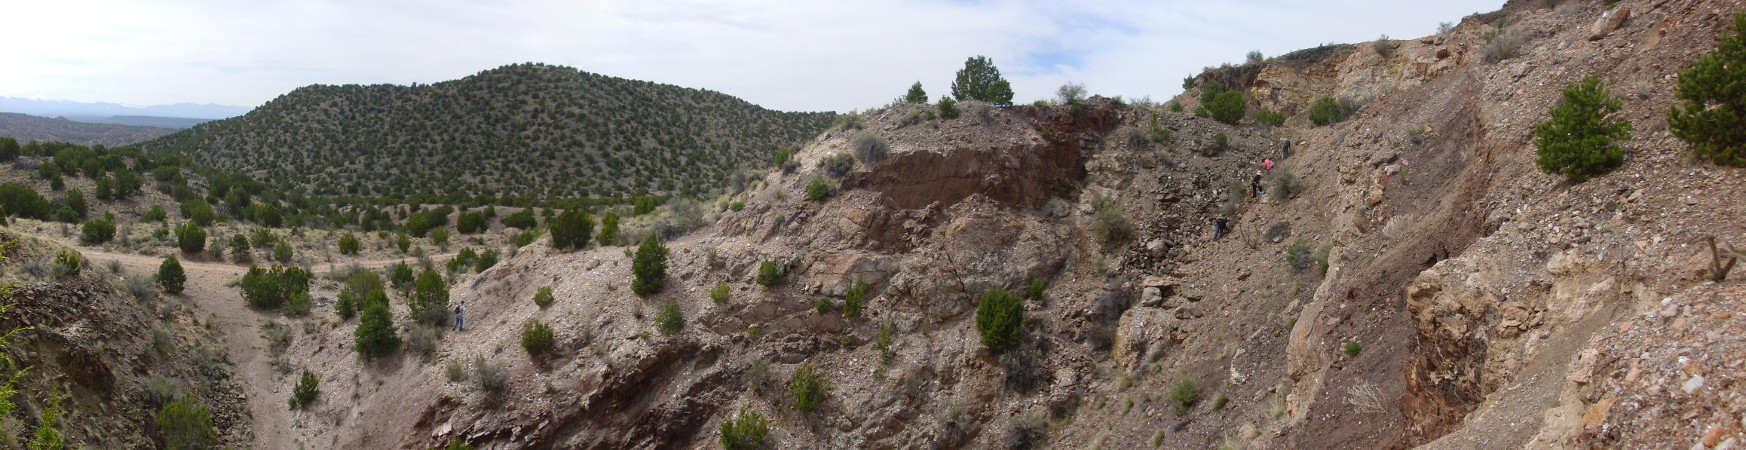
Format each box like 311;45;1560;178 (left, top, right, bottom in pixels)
1668;13;1746;166
1373;34;1397;58
1344;341;1363;357
850;132;889;164
975;287;1024;353
155;398;218;450
1482;26;1526;62
1534;75;1632;182
905;81;928;104
1255;109;1286;126
1269;165;1298;200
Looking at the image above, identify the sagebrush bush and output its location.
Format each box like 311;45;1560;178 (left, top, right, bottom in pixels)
1089;193;1133;246
1534;75;1632;182
1269;165;1298;200
1668;13;1746;167
850;133;889;164
1373;34;1397;58
975;287;1024;353
818;153;854;177
1483;27;1526;62
1286;239;1314;274
1169;372;1198;413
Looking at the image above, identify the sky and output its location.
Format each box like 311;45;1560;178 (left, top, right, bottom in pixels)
1;0;1507;115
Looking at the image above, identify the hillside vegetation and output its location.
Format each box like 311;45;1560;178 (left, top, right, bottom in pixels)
141;63;835;201
0;112;179;147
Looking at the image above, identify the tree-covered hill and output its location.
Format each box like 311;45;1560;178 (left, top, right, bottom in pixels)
141;63;836;201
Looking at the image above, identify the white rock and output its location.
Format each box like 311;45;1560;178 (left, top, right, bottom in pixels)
1683;375;1706;394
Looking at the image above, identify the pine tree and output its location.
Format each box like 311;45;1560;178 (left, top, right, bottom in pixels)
1534;75;1632;182
354;301;399;358
951;56;1014;106
905;81;928;104
1668;13;1746;166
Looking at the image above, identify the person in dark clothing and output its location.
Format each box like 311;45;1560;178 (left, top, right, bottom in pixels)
1213;217;1229;240
1252;172;1264;197
1281;139;1291;159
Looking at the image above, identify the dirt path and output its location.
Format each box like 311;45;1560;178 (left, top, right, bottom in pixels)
63;241;442;450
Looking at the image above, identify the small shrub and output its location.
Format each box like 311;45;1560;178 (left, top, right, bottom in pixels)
155;398;217;450
521;320;555;356
1255;109;1286;126
789;364;831;413
404;324;442;358
472;355;508;407
814;297;834;315
876;320;896;363
756;259;784;287
975;287;1024;353
841;276;868;318
710;282;729;304
1534;75;1632;182
1309;96;1344;126
1483;27;1526;62
728;201;745;212
52;249;82;279
1669;13;1746;166
81;218;116;244
1245;50;1264;65
1200;82;1246;125
1269;165;1298;200
1000;345;1043;393
805;177;836;202
1025;278;1045;300
272;241;293;263
175;222;206;254
1056;82;1087;105
1089;193;1133;246
1314;244;1333;279
816;153;853;179
157;256;186;293
288;369;319;409
1212;393;1229;411
1007;412;1047;450
850;133;889;164
655;299;684;334
1373;34;1397;58
1169;372;1198;413
1286;239;1314;274
533;286;554;309
720;407;771;450
937;96;960;119
1344;341;1362;357
337;233;361;255
1213;131;1228;149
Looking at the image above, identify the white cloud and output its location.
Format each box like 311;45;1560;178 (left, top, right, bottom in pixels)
0;0;1505;113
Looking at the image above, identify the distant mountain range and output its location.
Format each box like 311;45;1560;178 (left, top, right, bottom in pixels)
0;112;179;146
0;96;250;121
